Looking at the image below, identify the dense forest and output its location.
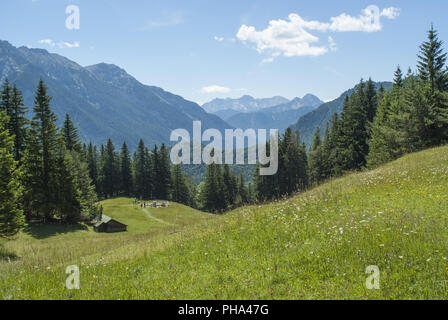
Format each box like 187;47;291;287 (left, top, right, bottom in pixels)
0;26;447;239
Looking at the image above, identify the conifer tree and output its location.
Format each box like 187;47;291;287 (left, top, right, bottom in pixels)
308;127;325;185
154;143;172;200
100;138;119;198
203;162;225;212
417;25;448;92
22;79;60;219
62;113;81;152
0;111;25;238
416;25;448;145
133;140;152;199
0;79;12;117
86;142;99;191
120;142;133;196
171;164;190;205
222;164;237;207
393;66;404;88
8;85;28;161
365;78;378;124
237;173;248;204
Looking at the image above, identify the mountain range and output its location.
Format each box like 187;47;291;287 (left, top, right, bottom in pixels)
221;94;323;133
0;40;231;149
202;95;289;115
0;40;393;151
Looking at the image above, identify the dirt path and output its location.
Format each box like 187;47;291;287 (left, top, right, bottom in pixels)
142;208;175;226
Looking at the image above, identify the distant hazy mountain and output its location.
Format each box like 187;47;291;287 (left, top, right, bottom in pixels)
0;40;231;149
202;95;290;114
212;109;242;121
224;94;323;133
289;81;393;147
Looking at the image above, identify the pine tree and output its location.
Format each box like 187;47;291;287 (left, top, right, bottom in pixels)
247;182;255;204
222;164;237;207
22;79;60;219
133;140;150;199
417;25;448;145
367;90;400;167
154;143;172;200
0;79;12;117
54;148;99;222
9;85;28;161
237;173;248;204
393;65;404;88
333;80;375;173
86;142;99;191
62;113;81;152
417;25;448;92
254;129;308;201
54;146;80;222
171;164;191;205
100;138;119;198
0;111;25;238
308;127;325;185
120;142;133;196
320;122;332;179
202;162;223;212
365;78;378;124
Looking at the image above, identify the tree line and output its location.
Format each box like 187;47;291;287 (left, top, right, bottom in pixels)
0;78;203;238
254;25;448;199
0;78;101;239
308;25;448;186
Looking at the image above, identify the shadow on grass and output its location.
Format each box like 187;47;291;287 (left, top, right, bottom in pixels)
0;247;19;261
24;222;89;239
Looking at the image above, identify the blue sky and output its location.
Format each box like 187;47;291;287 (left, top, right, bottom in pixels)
1;0;447;104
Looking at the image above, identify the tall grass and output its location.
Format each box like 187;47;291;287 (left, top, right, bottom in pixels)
1;146;447;299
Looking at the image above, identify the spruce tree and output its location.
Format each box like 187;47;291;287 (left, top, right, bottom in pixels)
86;142;99;191
222;164;237;207
417;25;448;92
202;162;223;212
237;173;248;204
154;144;172;200
8;85;28;161
100;139;119;198
120;142;133;196
393;66;404;88
133;140;152;199
62;113;81;152
171;164;190;205
417;25;448;145
0;111;25;238
309;127;325;185
0;79;12;117
22;79;60;219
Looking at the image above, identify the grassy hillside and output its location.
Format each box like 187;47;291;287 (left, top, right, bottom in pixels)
1;146;448;299
0;199;216;291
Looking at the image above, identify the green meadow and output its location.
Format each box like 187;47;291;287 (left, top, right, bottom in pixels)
1;146;448;299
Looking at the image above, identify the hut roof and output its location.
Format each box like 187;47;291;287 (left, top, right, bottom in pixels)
94;215;127;228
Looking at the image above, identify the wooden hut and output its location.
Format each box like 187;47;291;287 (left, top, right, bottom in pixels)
94;215;127;233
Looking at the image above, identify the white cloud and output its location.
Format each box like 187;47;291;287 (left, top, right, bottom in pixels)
214;36;224;42
201;85;231;94
328;36;337;51
236;5;400;61
38;39;80;49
